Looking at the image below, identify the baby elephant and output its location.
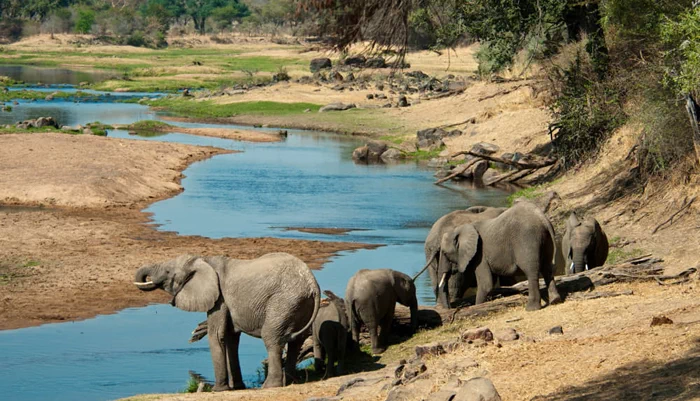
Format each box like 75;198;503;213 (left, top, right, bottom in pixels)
345;269;418;355
312;290;349;378
562;213;609;274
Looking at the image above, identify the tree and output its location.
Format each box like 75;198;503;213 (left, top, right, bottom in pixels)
211;2;250;31
75;7;96;33
185;0;247;34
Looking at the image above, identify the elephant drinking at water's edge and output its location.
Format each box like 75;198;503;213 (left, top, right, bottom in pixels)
133;252;320;391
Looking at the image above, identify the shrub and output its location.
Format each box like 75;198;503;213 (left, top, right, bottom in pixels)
75;8;95;34
548;51;625;166
126;31;147;47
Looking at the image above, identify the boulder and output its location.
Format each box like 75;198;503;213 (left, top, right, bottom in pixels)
365;57;387;68
470;142;500;155
548;326;564;335
406;70;430;80
366;94;375;99
417;127;461;148
367;141;388;159
427;157;448;168
331;71;344;82
453;377;502;401
343;56;366;66
346;72;356;81
352;146;369;161
310;58;332;73
481;168;500;183
34;117;58;128
319;103;356;112
380;148;403;161
461;327;493;343
82;128;94;135
460;160;489;180
415;343;446;358
398;95;409;107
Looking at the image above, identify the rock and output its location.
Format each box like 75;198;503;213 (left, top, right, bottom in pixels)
336;378;365;396
415;343;446;358
306;398;341;401
34;116;58;128
319;103;356;112
416;127;461;148
428;390;457;401
401;360;427;381
82;128;94;135
548;326;564;335
365;57;387;68
367;141;388;159
406;70;430;80
366;94;375;99
453;377;502;401
470;142;500;155
376;83;385;91
481;168;500;183
398;95;409;107
352;145;369;161
304;108;311;113
461;327;494;343
278;129;288;138
346;72;356;81
495;328;519;342
310;58;332;73
343;56;367;66
12;100;18;105
331;71;344;82
376;93;388;99
427;157;448;168
380;148;403;161
440;341;462;353
79;81;89;86
182;88;193;97
45;94;54;101
382;103;392;108
651;316;674;326
461;160;489;180
1;105;10;112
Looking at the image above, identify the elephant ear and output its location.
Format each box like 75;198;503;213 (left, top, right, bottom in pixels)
566;213;581;231
456;224;480;273
175;257;220;313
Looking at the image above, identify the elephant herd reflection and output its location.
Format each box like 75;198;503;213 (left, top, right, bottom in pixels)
133;200;608;391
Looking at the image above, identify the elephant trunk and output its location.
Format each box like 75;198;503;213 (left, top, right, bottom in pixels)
436;253;451;309
572;252;587;274
134;265;163;291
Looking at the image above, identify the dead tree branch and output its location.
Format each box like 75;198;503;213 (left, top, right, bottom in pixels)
652;196;696;234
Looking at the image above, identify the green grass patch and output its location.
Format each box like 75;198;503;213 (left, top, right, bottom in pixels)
606;247;646;265
404;146;445;160
0;90;103;102
147;98;321;118
127;120;173;130
506;185;543;206
22;260;41;268
181;377;211;393
379;135;407;145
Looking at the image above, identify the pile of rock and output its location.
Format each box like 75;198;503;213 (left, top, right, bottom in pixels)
14;117;58;129
417;127;463;150
352;141;403;163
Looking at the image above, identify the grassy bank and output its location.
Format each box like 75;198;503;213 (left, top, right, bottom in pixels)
147;98;321;118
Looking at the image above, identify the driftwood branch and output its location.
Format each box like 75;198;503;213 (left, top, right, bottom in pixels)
434;158;480;185
438;117;476;130
483;168;524;186
477;84;528;102
652;196;696;234
448;150;557;170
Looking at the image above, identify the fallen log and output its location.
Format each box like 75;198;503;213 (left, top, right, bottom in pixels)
484;168;536;186
434;158;480;185
448;150;557;170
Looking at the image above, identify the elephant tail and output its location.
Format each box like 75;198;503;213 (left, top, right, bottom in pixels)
290;272;321;342
541;213;557;266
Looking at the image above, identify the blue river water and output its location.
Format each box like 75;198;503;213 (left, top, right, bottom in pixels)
0;86;510;400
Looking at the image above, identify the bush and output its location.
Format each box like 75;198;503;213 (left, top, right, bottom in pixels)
75;8;95;34
0;20;23;43
42;9;74;35
548;51;626;166
126;31;147;47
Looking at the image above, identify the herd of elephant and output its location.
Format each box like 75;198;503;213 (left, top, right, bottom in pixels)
133;201;609;391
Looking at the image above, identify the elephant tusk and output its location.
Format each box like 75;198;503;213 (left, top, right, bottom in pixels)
134;281;154;287
438;273;446;289
585;264;589;271
570;262;574;273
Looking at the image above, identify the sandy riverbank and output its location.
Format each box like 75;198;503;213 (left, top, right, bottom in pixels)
0;133;372;330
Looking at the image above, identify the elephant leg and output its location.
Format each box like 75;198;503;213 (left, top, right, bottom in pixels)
262;342;284;388
377;313;393;352
207;303;231;392
337;331;347;376
324;341;336;379
523;264;543;311
350;314;360;345
474;264;494;305
541;260;562;306
368;322;384;355
313;338;325;373
284;336;304;384
225;331;246;390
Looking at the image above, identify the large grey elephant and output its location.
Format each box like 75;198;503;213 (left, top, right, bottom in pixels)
133;253;320;390
424;206;507;308
345;269;417;355
562;213;609;274
312;290;348;379
438;202;562;311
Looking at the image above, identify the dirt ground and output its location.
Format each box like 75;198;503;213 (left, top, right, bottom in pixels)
0;133;371;330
